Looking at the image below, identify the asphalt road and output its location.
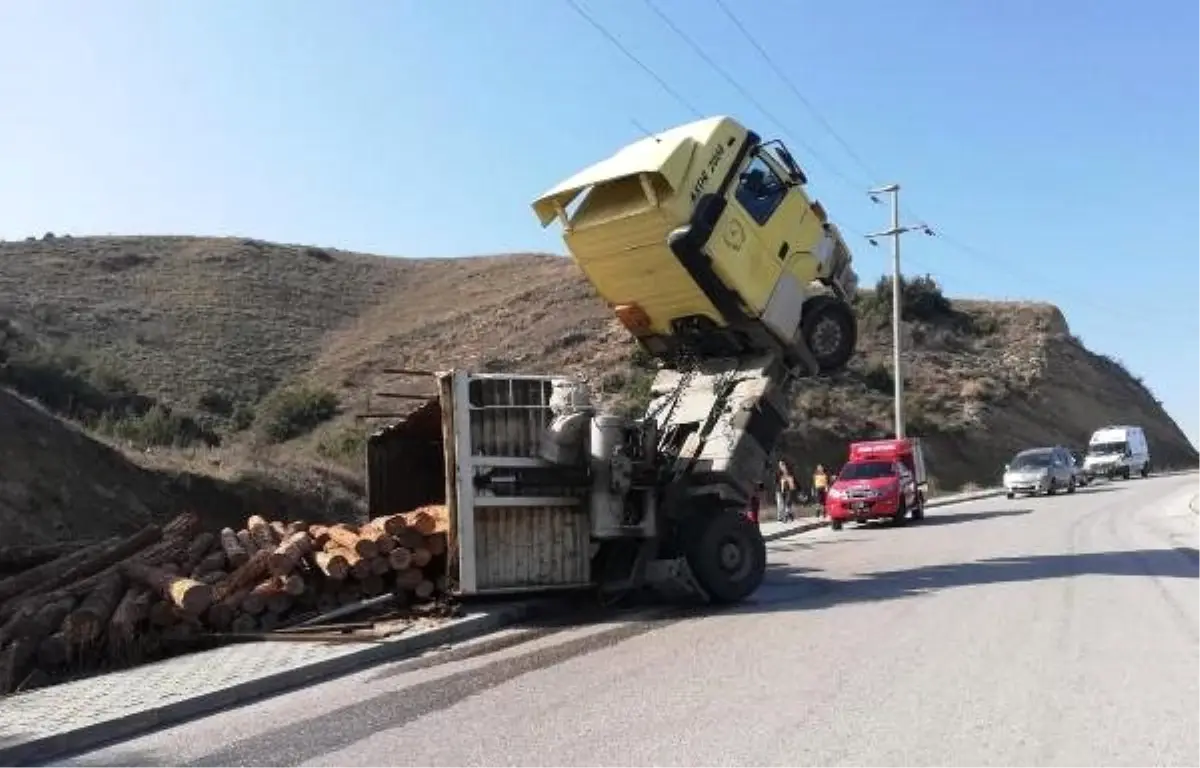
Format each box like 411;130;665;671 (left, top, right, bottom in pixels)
61;474;1198;767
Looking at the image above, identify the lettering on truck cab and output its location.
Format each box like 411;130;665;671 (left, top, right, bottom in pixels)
690;141;728;204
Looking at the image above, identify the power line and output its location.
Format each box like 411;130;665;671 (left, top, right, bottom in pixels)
711;0;882;186
562;0;703;119
639;0;871;195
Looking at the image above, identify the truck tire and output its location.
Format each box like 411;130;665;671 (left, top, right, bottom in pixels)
685;509;767;604
1141;463;1150;478
892;498;908;526
911;492;925;520
800;295;857;374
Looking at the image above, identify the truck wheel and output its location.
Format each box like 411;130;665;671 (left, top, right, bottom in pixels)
1122;466;1131;480
800;296;857;374
1141;463;1150;478
1006;491;1015;500
685;509;766;604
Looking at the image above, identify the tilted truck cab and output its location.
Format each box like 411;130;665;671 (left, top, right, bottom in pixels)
531;115;859;377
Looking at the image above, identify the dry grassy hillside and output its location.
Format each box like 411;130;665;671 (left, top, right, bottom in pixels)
0;234;1194;543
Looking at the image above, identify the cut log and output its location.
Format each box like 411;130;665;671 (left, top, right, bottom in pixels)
358;521;395;554
314;550;350;580
281;574;305;597
316;592;338;614
122;562;213;617
236;529;257;556
148;600;178;627
285;520;307;537
336;583;362;605
270;521;289;542
394;529;425;550
185;532;217;569
395;567;424;590
242;580;281;615
399;505;449;535
369;556;391;576
424;533;448;557
247;515;278;552
205;587;249;630
192;550;227;577
414;580;436;600
258;612;282;632
268;531;313;578
212;549;271;603
359;574;385;596
63;572;125;646
198;570;228;585
108;585;154;650
388;547;413;571
370;514;407;537
0;524;160;605
411;547;433;569
326;525;377;559
0;597;75;692
308;524;332;549
37;631;69;668
350;558;372;581
0;541;97;572
231;613;258;634
266;589;293;615
219;527;250;569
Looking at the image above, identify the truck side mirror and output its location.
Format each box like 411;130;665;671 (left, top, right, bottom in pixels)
774;147;807;185
1003;463;1010;472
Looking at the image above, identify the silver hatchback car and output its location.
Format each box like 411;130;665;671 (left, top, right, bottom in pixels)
1004;446;1078;498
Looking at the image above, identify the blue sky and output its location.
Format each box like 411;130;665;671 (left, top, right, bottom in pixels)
1;1;1197;446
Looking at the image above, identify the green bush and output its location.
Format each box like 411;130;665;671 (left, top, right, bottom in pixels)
258;385;339;443
861;361;894;394
863;274;954;323
96;404;218;448
198;389;235;416
317;425;367;467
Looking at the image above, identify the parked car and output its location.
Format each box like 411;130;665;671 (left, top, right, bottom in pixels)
1067;449;1090;487
1003;446;1077;498
1083;425;1151;480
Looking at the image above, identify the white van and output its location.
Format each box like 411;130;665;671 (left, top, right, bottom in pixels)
1083;425;1151;480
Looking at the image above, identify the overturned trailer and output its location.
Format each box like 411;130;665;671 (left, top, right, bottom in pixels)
366;365;792;605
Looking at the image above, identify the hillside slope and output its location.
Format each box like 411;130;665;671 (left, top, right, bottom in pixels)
0;234;1194;542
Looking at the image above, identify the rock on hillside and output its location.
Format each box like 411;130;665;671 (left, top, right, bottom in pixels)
0;235;1194;542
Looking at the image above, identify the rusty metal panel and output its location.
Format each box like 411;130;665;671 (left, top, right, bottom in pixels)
472;504;591;592
365;398;446;518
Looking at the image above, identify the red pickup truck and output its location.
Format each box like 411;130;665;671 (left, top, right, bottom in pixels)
826;438;928;531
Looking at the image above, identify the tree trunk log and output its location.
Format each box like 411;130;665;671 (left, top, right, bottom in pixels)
350;558;372;581
108;585;153;650
212;549;271;603
0;524;160;605
268;531;313;578
121;562;213;617
185;532;217;570
308;524;331;549
0;541;97;572
63;571;125;646
370;514;407;537
198;570;228;585
231;613;258;634
192;551;227;578
359;574;385;596
37;631;69;668
369;556;391;576
219;527;249;569
414;580;435;600
395;568;424;591
247;515;277;552
314;551;349;580
388;547;413;571
400;505;449;535
411;547;433;569
281;574;305;597
236;529;257;556
424;533;447;557
326;525;377;560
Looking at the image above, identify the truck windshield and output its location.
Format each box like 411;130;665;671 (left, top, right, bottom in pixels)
838;461;895;480
1089;441;1127;455
734;155;787;226
1010;452;1052;469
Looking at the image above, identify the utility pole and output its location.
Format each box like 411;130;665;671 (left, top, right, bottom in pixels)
866;184;934;440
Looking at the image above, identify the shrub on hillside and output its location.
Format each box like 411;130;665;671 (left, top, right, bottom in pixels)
858;274;954;324
861;361;894;394
97;404;218;449
258;385;339;443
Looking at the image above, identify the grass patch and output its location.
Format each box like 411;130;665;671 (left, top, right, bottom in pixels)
258;385;339;443
316;424;368;468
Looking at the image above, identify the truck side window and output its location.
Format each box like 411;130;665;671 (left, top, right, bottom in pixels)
734;156;787;226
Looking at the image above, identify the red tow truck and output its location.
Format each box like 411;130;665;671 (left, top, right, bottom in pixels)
825;438;928;531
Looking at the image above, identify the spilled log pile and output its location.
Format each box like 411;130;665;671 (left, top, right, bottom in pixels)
0;505;452;695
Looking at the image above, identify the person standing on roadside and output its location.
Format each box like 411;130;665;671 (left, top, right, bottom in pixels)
813;464;829;518
776;459;797;523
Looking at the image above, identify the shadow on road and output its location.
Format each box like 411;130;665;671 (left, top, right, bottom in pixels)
906;506;1032;527
743;545;1199;613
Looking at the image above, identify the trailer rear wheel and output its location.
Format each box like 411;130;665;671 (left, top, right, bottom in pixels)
685;509;766;604
801;296;857;374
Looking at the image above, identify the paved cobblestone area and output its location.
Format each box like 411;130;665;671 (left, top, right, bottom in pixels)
2;630;385;743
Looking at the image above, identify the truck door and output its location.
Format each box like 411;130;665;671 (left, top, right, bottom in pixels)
704;153;799;311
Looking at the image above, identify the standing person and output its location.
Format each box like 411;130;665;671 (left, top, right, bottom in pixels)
813;464;829;518
776;459;796;523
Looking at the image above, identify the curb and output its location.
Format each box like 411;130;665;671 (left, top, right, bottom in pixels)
0;600;556;767
761;487;1006;543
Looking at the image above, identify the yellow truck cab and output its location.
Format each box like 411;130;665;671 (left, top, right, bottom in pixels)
532;115;860;375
